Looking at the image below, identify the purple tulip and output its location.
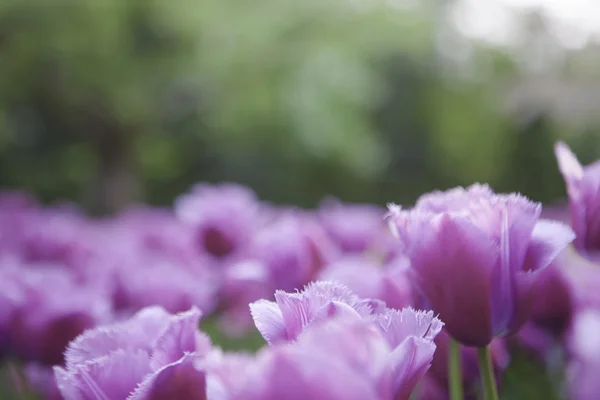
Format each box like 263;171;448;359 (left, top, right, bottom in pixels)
214;311;442;400
216;260;272;336
248;211;338;292
531;263;573;334
318;255;413;310
249;281;443;399
54;306;211;400
249;281;381;345
381;257;417;310
387;184;574;346
91;208;218;316
560;250;600;311
513;252;576;358
129;354;207;400
110;206;203;266
175;183;262;259
318;198;388;254
1;264;111;365
370;308;444;400
566;309;600;400
319;256;386;299
555;142;600;252
112;258;217;315
210;317;390;400
15;207;98;269
515;322;557;362
0;264;21;360
0;191;37;257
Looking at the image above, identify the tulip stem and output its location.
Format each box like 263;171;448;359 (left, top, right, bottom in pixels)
449;338;463;400
477;346;500;400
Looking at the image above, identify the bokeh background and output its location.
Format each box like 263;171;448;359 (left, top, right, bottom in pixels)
1;0;599;215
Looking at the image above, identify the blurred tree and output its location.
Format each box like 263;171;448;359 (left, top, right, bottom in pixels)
0;0;435;213
500;113;564;202
0;0;598;214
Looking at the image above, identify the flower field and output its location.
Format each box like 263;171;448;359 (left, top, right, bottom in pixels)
1;142;600;399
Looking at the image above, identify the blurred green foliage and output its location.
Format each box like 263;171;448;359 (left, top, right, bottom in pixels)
501;348;565;400
0;0;598;214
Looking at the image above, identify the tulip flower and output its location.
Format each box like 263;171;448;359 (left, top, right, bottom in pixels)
54;306;211;400
1;265;111;366
249;281;380;345
318;255;413;311
386;184;574;347
566;309;600;400
387;184;574;400
175;183;262;259
555;141;600;253
218;309;442;400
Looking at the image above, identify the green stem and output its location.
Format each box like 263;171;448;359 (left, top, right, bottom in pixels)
449;338;464;400
477;346;500;400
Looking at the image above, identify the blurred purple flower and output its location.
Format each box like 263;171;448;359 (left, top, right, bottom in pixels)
566;309;600;400
318;198;387;254
555;142;600;252
1;264;111;366
54;306;211;400
318;256;385;299
530;260;574;335
15;207;98;269
0;190;37;209
318;255;413;310
175;183;262;259
0;191;37;256
84;207;219;316
0;263;22;360
249;212;338;292
541;202;571;225
112;257;217;315
560;250;600;311
512;251;575;358
217;260;272;336
515;322;557;362
110;206;203;266
387;184;575;346
414;375;449;400
382;257;417;310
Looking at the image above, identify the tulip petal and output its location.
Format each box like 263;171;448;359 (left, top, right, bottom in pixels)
150;307;209;370
129;354;206;400
410;213;496;347
371;308;443;347
388;336;437;400
525;219;575;272
64;306;171;367
55;350;151;400
249;299;286;345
